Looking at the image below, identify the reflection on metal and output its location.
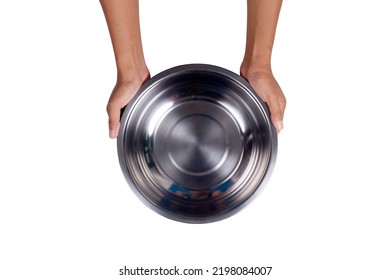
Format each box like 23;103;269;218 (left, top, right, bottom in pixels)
118;64;277;223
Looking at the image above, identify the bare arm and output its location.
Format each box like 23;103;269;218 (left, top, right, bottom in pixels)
241;0;286;133
100;0;149;138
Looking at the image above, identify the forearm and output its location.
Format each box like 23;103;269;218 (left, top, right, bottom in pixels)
99;0;147;81
243;0;283;71
241;0;286;133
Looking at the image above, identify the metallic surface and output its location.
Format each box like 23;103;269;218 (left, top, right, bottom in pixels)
117;64;277;223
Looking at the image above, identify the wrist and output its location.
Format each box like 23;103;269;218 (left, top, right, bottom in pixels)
116;62;149;84
114;46;148;81
240;61;273;82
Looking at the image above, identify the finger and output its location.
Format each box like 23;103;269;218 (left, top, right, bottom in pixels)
278;93;287;114
107;101;121;139
265;95;284;134
271;108;284;134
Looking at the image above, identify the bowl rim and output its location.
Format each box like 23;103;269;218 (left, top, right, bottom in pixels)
117;63;278;223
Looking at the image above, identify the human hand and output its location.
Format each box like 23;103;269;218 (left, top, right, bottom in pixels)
106;70;150;138
240;67;286;134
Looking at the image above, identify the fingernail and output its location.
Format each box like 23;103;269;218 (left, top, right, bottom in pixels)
109;129;116;139
275;121;284;133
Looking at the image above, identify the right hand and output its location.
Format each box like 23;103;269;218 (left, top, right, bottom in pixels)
106;70;150;139
240;65;286;134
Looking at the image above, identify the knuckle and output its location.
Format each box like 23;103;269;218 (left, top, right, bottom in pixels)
106;100;117;114
108;118;116;128
280;96;287;107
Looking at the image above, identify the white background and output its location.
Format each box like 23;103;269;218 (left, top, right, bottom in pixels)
1;0;389;279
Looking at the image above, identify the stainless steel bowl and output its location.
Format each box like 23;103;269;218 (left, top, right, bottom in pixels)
117;64;277;223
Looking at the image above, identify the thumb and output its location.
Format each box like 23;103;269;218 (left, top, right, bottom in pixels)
266;98;284;134
107;101;121;139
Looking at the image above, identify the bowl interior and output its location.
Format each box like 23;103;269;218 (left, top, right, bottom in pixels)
118;65;277;223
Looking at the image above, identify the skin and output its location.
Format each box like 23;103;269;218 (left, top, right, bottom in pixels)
241;0;286;133
100;0;149;139
100;0;286;138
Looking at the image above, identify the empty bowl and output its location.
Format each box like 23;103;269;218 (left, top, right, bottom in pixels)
117;64;277;223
